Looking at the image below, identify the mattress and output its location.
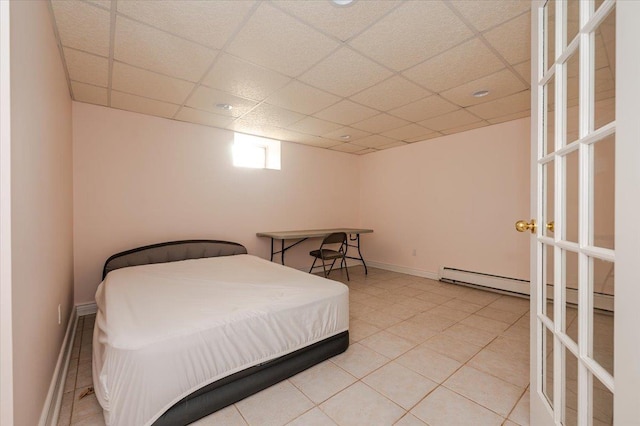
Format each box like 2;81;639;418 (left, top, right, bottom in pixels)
92;254;349;426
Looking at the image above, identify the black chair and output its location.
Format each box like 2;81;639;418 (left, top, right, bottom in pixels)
309;232;350;281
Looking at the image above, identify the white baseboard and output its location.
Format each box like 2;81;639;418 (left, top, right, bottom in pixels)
76;302;97;316
366;261;439;280
38;306;78;426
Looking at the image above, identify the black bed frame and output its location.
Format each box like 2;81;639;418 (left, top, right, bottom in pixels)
101;240;349;426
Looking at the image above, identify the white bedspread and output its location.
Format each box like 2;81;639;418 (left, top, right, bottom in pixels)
92;255;349;426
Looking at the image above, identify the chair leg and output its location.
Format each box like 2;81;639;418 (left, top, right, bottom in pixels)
309;257;318;274
327;258;337;277
344;255;350;281
321;258;328;278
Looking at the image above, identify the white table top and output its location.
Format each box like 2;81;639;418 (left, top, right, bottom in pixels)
256;228;373;240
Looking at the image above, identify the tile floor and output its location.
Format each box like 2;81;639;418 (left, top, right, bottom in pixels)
59;267;532;426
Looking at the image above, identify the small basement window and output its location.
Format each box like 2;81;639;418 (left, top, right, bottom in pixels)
233;133;281;170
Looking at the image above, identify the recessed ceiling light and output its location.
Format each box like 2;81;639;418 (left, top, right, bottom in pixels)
472;90;490;98
331;0;354;6
340;134;351;140
216;103;233;111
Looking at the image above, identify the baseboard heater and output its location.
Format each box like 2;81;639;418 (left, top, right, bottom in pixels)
439;267;614;312
439;267;530;297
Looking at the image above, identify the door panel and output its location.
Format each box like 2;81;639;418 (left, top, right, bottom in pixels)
531;1;617;424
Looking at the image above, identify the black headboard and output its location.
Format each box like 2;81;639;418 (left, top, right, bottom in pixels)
102;240;248;279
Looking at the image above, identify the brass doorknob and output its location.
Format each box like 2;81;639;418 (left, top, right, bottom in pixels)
515;219;537;234
546;221;555;232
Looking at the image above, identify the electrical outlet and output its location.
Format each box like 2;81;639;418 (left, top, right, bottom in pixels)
412;249;416;256
58;304;61;325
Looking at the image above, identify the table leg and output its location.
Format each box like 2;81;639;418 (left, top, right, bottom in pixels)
270;238;274;262
356;234;368;275
281;239;285;265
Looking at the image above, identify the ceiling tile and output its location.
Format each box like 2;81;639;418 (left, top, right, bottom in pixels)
286;117;343;136
322;127;371;142
86;0;111;10
116;0;255;49
228;121;285;140
63;48;108;87
405;132;443;143
226;3;338;77
174;107;235;128
330;143;366;153
402;38;505;92
292;136;342;149
71;81;108;106
349;1;473;71
466;90;531;119
266;81;340;115
272;0;399;42
351;134;396;148
389;95;459;122
448;1;530;32
441;121;490;135
112;62;195;104
238;103;306;128
51;1;110;56
439;68;527;107
114;16;217;82
381;124;437;141
202;54;290;101
487;109;531;124
186;86;257;118
350;76;431;111
314;100;378;125
299;47;393;97
483;12;531;65
351;113;409;134
419;109;482;131
111;91;180;118
354;148;377;155
513;60;532;85
377;141;407;150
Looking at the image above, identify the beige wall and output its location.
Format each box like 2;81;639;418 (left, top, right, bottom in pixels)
10;1;74;425
72;103;360;304
359;118;531;281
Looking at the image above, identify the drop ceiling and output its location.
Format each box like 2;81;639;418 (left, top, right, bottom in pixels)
50;0;535;154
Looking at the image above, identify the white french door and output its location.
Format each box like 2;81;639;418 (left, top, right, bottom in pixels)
529;0;640;424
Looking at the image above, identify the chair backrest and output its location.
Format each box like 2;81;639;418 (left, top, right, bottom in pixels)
322;232;347;245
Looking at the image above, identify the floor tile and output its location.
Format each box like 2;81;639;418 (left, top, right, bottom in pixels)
459;314;510;333
358;296;390;309
386;320;438;344
442;298;484;313
468;348;529;388
357;310;403;329
235;380;314;426
191;405;248;425
75;361;93;389
500;325;530;343
421;333;483;363
444;366;522;417
379;303;424;320
428;305;472;321
287;408;336;425
57;391;74;426
330;343;389;378
487;297;530;315
415;291;452;305
320;382;405;426
411;386;504;426
396;345;461;383
475;306;522;324
407;311;457;332
442;323;497;347
289;361;356;404
484;336;529;363
348;318;381;342
362;361;438;410
394;413;428;425
71;412;105;426
508;390;530;426
360;330;416;359
70;390;102;424
455;289;502;306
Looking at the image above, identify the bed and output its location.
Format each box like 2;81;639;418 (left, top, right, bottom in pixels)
92;240;350;426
